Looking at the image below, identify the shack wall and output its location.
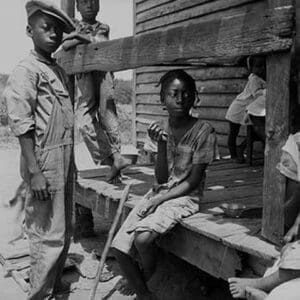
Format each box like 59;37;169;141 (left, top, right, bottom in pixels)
134;0;267;154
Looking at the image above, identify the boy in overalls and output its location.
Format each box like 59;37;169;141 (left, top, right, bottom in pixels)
3;1;75;298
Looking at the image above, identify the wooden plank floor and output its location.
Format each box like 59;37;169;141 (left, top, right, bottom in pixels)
76;158;280;279
76;158;264;213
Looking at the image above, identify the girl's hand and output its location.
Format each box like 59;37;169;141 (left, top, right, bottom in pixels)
138;197;161;218
284;222;300;244
147;122;168;142
31;172;50;201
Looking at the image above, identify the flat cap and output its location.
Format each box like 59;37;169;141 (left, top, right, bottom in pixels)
26;0;75;33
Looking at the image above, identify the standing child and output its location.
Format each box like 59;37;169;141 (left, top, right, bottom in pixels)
62;0;131;237
62;0;131;180
111;70;219;300
3;1;75;298
225;56;266;162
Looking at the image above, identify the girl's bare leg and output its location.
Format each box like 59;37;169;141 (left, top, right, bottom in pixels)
134;231;159;281
113;249;155;299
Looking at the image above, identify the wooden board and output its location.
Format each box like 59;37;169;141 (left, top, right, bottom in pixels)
159;226;242;280
56;6;294;74
180;213;279;261
136;0;262;32
136;79;247;94
136;0;252;24
136;67;248;84
136;0;173;14
136;93;238;108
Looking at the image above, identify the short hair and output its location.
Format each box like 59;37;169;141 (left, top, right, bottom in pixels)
76;0;99;5
157;69;197;101
247;55;266;72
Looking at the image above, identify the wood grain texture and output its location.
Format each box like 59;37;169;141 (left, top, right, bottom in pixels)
296;0;300;105
159;226;242;280
262;52;291;243
136;0;266;34
136;0;221;24
136;79;247;95
136;93;238;107
136;0;261;31
136;0;173;14
136;67;249;84
56;6;294;74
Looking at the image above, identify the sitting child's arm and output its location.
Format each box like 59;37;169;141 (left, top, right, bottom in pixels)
284;184;300;243
148;122;169;184
18;132;50;202
141;163;207;216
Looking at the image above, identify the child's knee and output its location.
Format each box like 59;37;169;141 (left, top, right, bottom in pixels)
134;232;154;252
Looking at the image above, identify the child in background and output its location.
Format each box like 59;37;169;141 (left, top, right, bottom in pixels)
225;56;266;163
62;0;131;237
3;1;75;298
62;0;130;180
112;70;219;300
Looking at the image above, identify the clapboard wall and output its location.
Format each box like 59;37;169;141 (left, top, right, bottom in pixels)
133;0;267;154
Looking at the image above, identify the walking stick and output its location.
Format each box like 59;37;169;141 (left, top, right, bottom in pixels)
89;184;131;300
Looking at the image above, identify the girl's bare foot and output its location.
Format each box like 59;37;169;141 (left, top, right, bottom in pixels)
245;287;268;300
228;278;260;299
115;277;135;296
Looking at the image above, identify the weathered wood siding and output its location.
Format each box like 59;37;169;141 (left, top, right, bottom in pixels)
134;0;267;154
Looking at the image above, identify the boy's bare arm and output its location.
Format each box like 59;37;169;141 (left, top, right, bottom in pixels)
284;185;300;243
18;131;50;201
62;32;91;51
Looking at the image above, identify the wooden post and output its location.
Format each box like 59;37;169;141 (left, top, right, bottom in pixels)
262;0;292;244
296;0;300;107
61;0;75;18
132;0;137;146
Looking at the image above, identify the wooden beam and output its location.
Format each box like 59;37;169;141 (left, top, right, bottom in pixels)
262;2;292;244
56;6;294;74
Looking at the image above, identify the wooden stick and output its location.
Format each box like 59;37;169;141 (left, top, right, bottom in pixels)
89;184;131;300
0;255;30;293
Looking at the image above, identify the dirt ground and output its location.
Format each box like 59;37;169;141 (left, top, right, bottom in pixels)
0;143;232;300
0;144;136;300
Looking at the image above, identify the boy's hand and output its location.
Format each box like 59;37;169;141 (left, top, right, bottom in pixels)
63;32;91;43
31;172;50;201
62;33;91;51
147;122;168;142
284;222;300;244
